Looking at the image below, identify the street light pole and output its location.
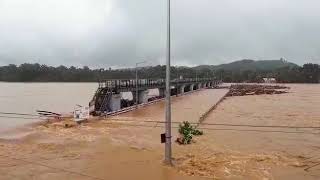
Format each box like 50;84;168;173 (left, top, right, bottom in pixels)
135;61;147;108
164;0;172;165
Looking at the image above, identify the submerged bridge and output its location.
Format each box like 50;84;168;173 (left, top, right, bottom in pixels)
89;78;221;115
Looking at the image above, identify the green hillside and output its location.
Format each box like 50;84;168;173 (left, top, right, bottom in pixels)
196;59;298;71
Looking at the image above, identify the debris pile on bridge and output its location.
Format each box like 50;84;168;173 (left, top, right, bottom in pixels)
227;84;289;97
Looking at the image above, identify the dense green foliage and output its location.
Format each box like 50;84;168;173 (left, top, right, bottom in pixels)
0;63;212;82
215;63;319;83
178;121;203;145
0;60;318;83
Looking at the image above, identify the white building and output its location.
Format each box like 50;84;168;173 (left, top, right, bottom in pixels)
262;78;276;83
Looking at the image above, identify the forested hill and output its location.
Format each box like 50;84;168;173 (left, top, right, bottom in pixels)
196;59;318;83
195;59;298;71
0;59;319;83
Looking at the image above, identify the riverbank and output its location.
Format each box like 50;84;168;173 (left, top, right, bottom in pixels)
0;84;319;179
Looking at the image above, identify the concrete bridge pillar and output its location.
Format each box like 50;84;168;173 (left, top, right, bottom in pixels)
110;93;121;112
190;84;195;91
199;83;202;89
138;90;149;104
132;90;150;104
179;85;185;95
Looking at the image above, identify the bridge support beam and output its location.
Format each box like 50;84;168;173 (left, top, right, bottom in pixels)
198;83;202;89
134;90;149;104
110;93;121;112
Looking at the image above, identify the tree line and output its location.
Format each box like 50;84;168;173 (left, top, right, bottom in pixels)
0;63;319;83
215;63;319;83
0;63;213;82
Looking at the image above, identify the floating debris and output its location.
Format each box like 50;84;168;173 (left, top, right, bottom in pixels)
227;84;289;97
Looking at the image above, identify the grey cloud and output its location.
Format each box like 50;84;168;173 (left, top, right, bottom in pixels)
0;0;319;68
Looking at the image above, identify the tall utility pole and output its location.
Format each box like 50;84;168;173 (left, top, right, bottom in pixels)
164;0;172;165
135;61;147;108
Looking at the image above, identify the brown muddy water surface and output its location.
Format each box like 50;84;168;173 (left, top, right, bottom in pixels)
0;83;97;131
0;84;319;179
0;82;156;132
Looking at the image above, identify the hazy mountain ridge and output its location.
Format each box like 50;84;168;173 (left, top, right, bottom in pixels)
195;59;298;71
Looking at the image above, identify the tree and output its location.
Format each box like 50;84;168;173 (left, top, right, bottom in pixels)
302;63;319;83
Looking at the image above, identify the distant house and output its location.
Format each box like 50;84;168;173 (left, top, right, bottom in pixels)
262;78;276;83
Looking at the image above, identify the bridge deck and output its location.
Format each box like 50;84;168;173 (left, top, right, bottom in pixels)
90;78;222;115
98;78;218;92
111;88;229;123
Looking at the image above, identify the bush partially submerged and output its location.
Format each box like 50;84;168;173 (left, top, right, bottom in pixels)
192;128;204;136
177;121;203;145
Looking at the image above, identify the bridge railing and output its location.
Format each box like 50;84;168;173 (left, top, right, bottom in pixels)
98;78;216;90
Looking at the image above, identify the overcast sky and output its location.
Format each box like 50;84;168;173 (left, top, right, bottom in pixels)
0;0;319;68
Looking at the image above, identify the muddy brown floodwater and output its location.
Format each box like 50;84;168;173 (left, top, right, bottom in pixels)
0;89;227;180
0;84;319;180
196;84;320;179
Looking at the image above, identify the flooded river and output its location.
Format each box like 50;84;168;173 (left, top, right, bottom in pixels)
0;83;161;132
0;84;319;179
0;83;98;131
0;86;229;180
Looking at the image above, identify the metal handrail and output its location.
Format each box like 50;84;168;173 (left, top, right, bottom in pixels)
97;78;218;91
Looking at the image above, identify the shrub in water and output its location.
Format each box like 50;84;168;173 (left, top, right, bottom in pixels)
192;128;204;136
177;121;204;144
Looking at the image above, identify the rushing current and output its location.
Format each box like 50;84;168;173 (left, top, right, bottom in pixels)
0;82;162;132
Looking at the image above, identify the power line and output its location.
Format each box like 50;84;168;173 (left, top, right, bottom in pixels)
0;112;69;119
198;127;318;135
199;122;320;129
0;115;41;120
107;118;320;130
0;115;62;120
103;122;320;135
0;112;40;117
0;110;316;130
1;111;319;133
